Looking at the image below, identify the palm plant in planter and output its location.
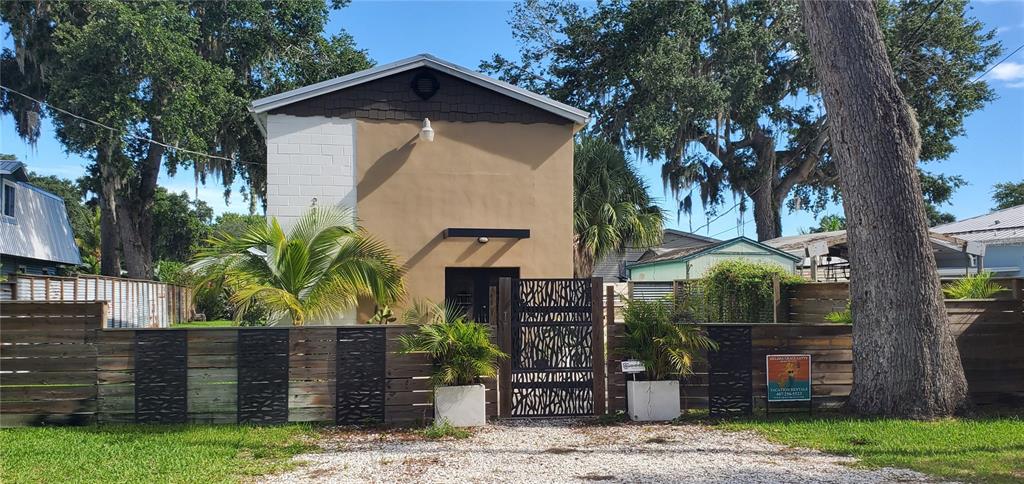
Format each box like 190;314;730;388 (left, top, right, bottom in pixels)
398;301;507;427
620;297;718;421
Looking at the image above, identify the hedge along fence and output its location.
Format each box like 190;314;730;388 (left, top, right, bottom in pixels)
606;292;1024;412
1;302;497;427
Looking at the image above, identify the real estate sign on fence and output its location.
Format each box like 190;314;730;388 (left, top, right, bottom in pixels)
766;354;812;402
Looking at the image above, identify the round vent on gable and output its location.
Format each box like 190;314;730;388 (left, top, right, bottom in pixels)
410;71;440;100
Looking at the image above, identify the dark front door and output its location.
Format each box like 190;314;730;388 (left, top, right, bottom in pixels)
445;268;519;324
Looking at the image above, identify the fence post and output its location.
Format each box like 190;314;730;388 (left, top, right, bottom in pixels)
591;277;606;416
605;284;616;410
772;275;781;324
497;277;513;418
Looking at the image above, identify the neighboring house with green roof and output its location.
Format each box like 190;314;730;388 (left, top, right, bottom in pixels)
627;236;801;281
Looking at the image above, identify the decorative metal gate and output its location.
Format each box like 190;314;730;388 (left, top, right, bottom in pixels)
507;278;596;417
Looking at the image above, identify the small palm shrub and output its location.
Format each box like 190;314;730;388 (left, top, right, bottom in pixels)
398;301;507;387
620;297;718;381
942;272;1007;299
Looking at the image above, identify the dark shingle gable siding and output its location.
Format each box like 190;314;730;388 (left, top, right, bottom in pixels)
269;67;571;125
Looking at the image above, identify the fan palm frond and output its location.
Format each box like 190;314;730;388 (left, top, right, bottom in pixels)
574;136;665;277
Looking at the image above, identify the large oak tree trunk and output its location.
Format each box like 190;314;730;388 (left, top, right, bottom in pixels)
800;0;968;418
751;181;781;242
98;200;120;277
96;133;164;279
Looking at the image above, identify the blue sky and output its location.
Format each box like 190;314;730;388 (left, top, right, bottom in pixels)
2;0;1023;237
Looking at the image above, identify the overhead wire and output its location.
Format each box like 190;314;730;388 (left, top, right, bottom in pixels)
0;84;263;166
973;43;1024;82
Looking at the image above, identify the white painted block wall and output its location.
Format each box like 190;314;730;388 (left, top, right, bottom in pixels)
265;114;358;324
265;114;357;230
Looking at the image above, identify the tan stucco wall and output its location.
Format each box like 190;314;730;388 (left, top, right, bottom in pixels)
355;119;574;313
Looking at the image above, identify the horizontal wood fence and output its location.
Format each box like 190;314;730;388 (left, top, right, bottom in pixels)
5;274;193;328
783;280;1023;324
1;302;496;427
0;302;106;426
608;293;1024;413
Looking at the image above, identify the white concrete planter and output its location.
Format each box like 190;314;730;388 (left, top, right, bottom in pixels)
434;384;486;427
627;380;681;422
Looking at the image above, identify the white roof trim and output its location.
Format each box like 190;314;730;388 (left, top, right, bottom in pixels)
249;53;590;125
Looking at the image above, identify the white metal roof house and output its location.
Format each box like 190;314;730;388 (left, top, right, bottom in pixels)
0;160;81;276
932;204;1024;277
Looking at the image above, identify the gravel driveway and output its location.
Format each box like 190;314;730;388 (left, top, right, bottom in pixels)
261;419;939;483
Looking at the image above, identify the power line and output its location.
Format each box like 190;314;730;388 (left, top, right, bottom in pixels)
898;0;945;58
1;84;261;166
974;43;1024;82
710;218;752;238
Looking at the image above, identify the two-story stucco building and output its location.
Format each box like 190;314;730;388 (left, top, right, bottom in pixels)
251;54;588;323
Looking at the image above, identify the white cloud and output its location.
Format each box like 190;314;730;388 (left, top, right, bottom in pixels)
988;61;1024;82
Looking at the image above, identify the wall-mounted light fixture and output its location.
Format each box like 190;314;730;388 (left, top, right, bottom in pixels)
419;118;434;142
477;236;489;244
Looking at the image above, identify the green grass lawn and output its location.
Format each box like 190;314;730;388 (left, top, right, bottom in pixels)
719;414;1024;483
170;320;238;328
0;424;317;483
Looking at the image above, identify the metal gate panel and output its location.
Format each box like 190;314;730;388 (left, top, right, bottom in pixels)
510;278;594;417
707;325;753;417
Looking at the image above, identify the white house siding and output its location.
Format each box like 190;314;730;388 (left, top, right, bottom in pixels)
265;114;358;325
265;114;357;230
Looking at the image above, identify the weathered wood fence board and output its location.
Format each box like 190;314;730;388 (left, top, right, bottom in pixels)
2;303;499;427
5;274;193;328
0;302;104;427
608;289;1024;413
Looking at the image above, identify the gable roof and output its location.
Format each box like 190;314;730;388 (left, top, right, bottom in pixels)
0;160;28;182
664;228;719;244
628;236;801;268
592;229;720;281
0;180;82;266
932;204;1024;245
250;54;589;125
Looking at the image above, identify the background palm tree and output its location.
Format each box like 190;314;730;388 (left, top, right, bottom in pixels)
574;136;665;277
190;206;405;326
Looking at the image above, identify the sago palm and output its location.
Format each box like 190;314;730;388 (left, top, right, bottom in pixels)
574;136;664;277
190;206;405;326
398;301;507;387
